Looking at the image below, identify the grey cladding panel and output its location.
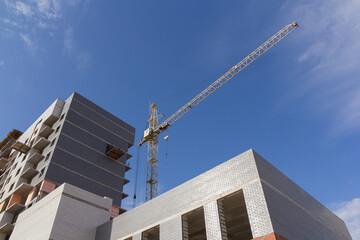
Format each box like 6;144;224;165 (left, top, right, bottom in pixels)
61;121;129;155
55;134;126;178
71;92;135;134
69;99;135;144
261;182;352;240
252;151;350;238
99;150;259;239
50;147;125;190
65;110;131;150
46;162;123;206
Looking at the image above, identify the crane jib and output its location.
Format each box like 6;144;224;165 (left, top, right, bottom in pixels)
155;22;298;134
139;22;298;202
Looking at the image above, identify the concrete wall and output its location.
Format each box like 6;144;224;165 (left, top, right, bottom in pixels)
10;183;112;240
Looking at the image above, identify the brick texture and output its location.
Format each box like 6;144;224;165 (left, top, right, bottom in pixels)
252;232;288;240
7;193;22;208
110;206;120;219
40;179;56;193
25;187;37;205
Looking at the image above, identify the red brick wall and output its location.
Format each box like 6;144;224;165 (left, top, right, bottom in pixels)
110;206;120;219
25;186;38;205
40;180;56;193
252;232;288;240
7;193;22;209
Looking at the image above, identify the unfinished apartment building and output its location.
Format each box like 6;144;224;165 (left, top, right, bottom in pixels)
95;149;352;240
0;92;135;239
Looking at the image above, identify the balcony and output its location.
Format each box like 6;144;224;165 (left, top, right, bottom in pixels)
121;193;128;199
11;141;30;154
123;178;130;185
6;202;25;214
27;152;44;165
126;153;132;160
0;138;16;158
0;158;8;169
13;183;33;195
105;145;125;160
21;167;39;179
125;164;131;172
119;207;126;214
0;148;11;159
0;223;14;234
32;137;50;151
38;125;54;138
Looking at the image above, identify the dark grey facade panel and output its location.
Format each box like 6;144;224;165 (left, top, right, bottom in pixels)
261;182;350;240
65;109;132;150
71;92;135;134
49;147;126;190
69;99;135;144
57;127;128;173
70;100;135;141
60;121;129;162
46;162;123;206
252;151;345;231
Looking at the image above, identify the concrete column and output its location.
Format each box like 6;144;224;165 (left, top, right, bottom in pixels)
243;180;274;238
204;200;226;240
160;216;182;240
133;233;142;240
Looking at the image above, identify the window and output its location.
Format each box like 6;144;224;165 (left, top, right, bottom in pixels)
25;138;29;144
9;183;14;191
0;192;4;199
45;153;51;161
15;168;21;176
60;113;65;121
29;139;35;147
55;125;61;133
142;226;159;240
22;155;26;162
50;138;56;147
39;167;46;177
18;152;22;158
182;207;207;240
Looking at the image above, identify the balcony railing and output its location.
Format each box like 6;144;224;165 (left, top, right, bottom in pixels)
32;137;50;152
27;152;44;165
11;141;30;154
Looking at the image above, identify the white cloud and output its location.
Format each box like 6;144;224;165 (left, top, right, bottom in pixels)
0;61;4;67
34;0;61;19
63;27;74;54
14;1;33;17
289;0;360;135
76;52;92;71
20;33;36;53
333;198;360;239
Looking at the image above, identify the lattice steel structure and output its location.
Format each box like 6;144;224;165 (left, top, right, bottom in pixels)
139;22;298;201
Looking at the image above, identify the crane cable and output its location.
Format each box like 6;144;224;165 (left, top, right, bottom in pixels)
132;145;141;208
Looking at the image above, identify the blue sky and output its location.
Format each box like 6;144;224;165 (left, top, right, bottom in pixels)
1;0;359;237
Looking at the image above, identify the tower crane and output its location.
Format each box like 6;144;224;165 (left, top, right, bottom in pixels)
138;22;298;201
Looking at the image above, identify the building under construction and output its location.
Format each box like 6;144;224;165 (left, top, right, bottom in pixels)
0;92;353;240
0;92;135;239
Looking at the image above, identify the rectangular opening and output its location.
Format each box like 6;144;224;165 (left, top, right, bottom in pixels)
217;190;253;240
142;225;159;240
182;207;206;240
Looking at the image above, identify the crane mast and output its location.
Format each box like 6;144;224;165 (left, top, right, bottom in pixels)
139;22;298;201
